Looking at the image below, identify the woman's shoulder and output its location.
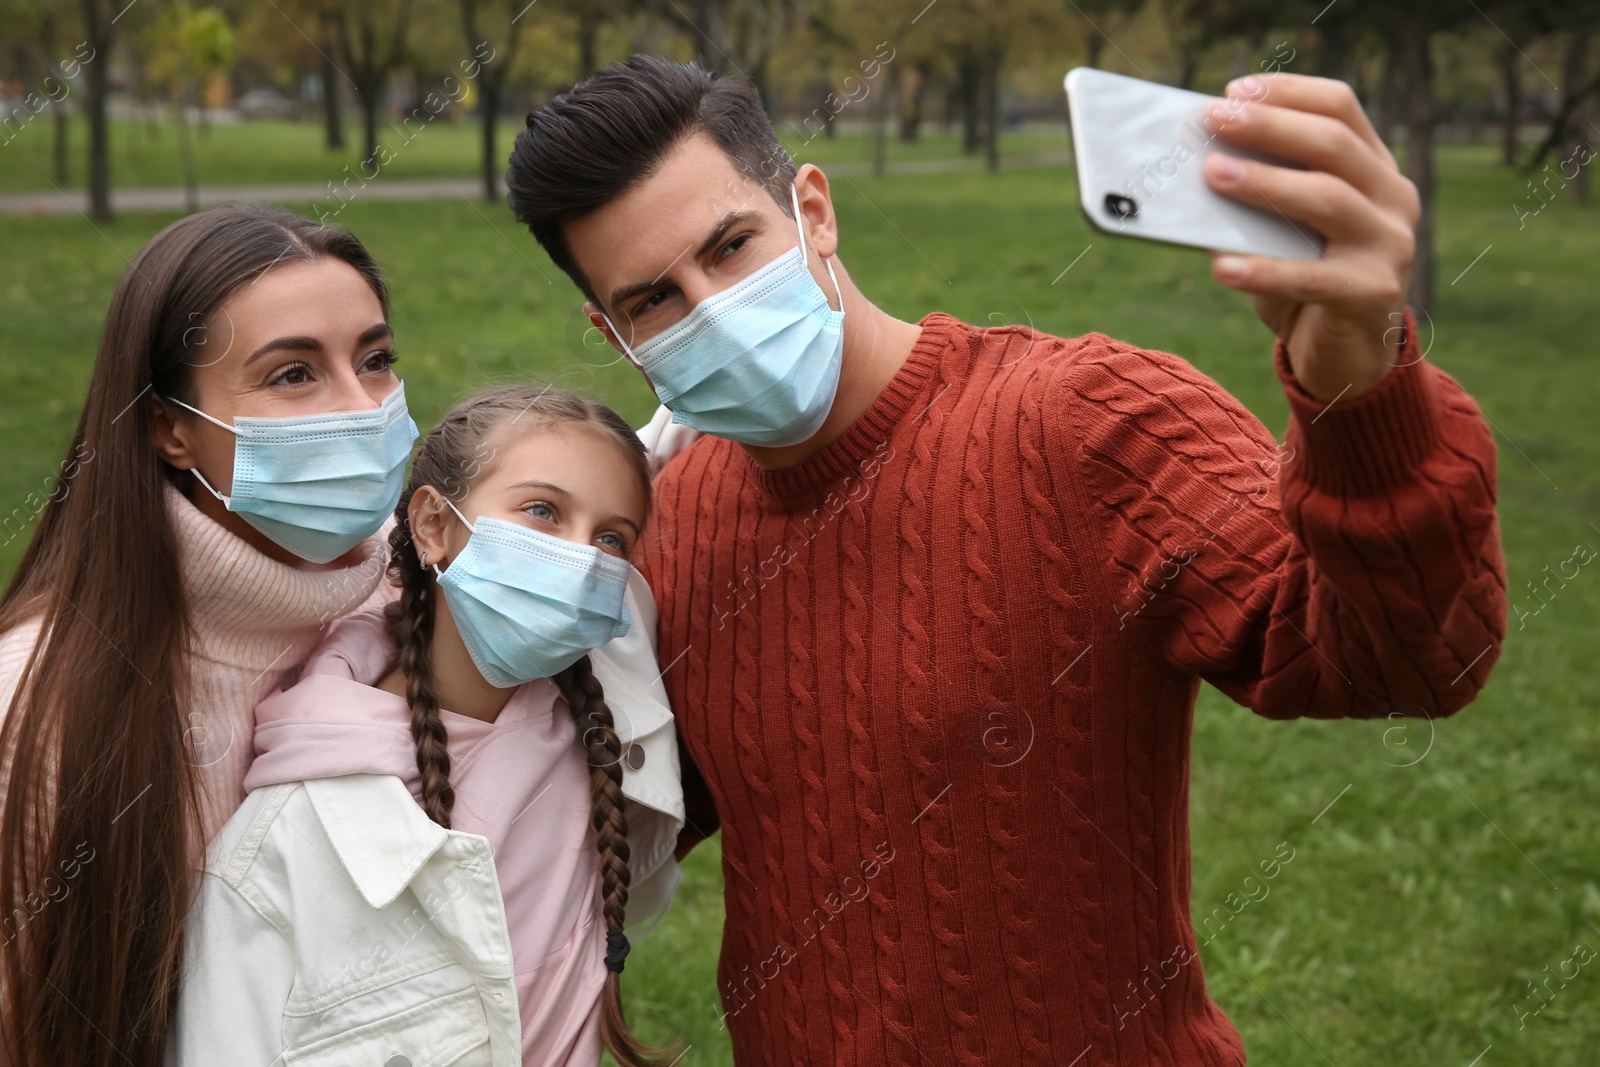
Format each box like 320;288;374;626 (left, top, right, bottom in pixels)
299;605;396;686
0;614;46;716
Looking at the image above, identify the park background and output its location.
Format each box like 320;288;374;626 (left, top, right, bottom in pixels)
2;0;1598;1063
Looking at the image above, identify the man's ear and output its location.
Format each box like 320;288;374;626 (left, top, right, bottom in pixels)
408;485;455;568
583;301;654;390
150;396;200;472
793;163;839;260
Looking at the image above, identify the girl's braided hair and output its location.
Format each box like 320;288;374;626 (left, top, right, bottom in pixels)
383;383;670;1066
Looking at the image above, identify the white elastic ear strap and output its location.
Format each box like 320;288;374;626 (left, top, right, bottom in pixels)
166;395;242;436
162;395;237;504
791;183;843;311
431;496;475;577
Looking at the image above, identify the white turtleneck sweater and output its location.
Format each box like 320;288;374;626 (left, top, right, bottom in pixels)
0;483;390;841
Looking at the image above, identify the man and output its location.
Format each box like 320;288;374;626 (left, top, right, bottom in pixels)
506;55;1505;1066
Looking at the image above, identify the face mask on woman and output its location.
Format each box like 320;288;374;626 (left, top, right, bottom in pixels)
602;183;846;448
164;382;419;564
429;498;633;688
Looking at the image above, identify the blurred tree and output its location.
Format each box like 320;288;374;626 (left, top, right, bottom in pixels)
331;0;419;165
459;0;526;201
0;0;78;185
80;0;116;220
146;3;236;211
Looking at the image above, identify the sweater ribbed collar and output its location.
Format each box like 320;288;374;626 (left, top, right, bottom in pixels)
744;311;965;502
165;482;387;644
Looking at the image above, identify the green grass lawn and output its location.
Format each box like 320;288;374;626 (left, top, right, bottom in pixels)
0;114;1067;193
1;144;1596;1065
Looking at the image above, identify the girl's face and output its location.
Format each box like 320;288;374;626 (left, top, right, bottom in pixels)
151;258;398;562
417;424;649;566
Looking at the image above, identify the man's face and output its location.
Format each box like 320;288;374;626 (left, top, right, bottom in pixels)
570;131;835;361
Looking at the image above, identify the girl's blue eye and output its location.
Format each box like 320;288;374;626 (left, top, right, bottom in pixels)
596;532;625;551
526;503;555;521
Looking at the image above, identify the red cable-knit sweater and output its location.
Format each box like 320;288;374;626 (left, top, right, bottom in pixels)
634;310;1506;1067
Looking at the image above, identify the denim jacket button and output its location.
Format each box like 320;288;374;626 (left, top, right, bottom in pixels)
627;743;645;770
384;1057;412;1067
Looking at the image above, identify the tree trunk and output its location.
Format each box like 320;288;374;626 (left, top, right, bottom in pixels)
1086;28;1105;70
1401;16;1434;316
1320;19;1349;82
1374;36;1401;147
480;71;501;202
959;56;980;155
983;43;1002;173
577;4;601;80
899;61;929;142
361;84;379;165
692;0;723;73
1499;40;1519;166
176;80;200;213
1175;42;1198;90
872;62;895;177
39;10;69;184
82;0;112;221
1563;31;1591;204
321;13;345;150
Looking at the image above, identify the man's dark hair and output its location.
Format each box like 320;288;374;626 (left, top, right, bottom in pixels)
506;54;798;305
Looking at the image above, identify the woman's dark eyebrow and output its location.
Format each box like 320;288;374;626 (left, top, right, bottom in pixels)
607;208;763;311
356;323;393;346
244;336;322;366
243;324;391;368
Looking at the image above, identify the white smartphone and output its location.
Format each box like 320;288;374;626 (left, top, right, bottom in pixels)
1063;67;1324;260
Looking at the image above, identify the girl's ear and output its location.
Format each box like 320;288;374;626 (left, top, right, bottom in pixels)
408;486;454;568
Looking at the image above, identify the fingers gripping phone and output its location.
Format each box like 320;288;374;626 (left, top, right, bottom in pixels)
1064;67;1325;260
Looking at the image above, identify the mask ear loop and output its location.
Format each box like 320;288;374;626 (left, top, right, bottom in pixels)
429;495;476;578
160;394;241;506
790;183;844;313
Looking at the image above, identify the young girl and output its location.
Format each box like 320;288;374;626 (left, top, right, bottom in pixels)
170;386;684;1066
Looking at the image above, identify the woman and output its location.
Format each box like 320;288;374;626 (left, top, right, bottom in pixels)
0;205;419;1065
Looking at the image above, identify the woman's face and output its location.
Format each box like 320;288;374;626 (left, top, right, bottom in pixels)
152;258;398;564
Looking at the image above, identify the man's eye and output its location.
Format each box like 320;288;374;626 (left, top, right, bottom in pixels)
719;234;750;259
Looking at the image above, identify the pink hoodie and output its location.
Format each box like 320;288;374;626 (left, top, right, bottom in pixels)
244;606;606;1066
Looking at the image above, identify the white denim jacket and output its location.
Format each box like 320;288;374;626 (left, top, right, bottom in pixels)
168;571;684;1066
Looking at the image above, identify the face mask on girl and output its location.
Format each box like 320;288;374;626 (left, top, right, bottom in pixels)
429;498;632;687
164;382;419;564
602;183;846;448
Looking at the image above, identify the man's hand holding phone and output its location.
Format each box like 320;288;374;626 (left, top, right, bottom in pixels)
1200;73;1421;404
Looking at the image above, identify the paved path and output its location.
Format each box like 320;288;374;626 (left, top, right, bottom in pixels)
0;151;1073;218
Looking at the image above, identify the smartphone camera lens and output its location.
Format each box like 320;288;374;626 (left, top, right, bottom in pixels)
1104;193;1138;220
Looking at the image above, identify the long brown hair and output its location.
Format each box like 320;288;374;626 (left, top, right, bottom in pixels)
382;383;671;1066
0;205;389;1066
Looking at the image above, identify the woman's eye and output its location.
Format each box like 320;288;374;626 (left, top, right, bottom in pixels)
269;362;313;387
525;503;555;522
361;349;399;374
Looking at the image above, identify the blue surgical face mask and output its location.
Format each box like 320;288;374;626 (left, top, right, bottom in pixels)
603;184;846;448
165;382;418;564
430;499;632;688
